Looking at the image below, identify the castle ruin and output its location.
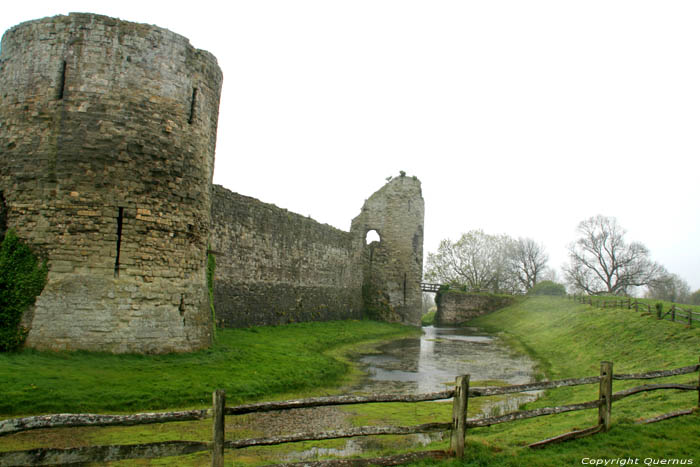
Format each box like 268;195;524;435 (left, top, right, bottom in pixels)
0;13;424;353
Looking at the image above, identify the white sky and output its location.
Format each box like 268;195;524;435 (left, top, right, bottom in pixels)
4;1;699;290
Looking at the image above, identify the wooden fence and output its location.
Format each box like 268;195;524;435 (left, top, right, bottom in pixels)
571;295;700;326
0;360;698;466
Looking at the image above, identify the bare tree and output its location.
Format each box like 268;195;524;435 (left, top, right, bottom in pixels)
691;289;700;306
508;237;549;291
646;270;691;303
563;215;663;295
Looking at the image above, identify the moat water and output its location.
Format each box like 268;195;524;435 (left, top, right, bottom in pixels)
285;325;541;462
349;325;539;395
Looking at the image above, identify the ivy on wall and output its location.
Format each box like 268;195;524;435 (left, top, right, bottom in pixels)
0;230;47;351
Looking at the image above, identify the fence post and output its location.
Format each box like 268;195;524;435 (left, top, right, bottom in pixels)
671;305;676;322
598;362;613;431
212;389;226;467
450;375;469;458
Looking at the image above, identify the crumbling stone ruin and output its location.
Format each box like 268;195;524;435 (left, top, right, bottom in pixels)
435;291;514;326
0;13;424;353
351;177;424;325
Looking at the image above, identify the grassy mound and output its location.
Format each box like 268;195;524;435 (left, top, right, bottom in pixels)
426;296;700;466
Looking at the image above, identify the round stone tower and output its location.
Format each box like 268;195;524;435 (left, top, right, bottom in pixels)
0;13;222;353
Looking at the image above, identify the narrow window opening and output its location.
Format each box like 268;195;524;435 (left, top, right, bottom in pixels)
57;61;67;100
114;207;124;277
188;87;198;124
179;294;186;316
403;273;407;305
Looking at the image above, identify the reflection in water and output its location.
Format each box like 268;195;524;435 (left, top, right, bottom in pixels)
350;326;538;395
287;326;540;462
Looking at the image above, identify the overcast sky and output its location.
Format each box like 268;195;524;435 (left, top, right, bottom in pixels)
4;1;699;290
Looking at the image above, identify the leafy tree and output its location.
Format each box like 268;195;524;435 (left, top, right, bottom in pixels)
0;230;47;351
425;230;517;293
563;215;662;295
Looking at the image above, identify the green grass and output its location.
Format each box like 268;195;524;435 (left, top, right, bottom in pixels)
577;295;700;314
2;298;699;465
0;320;418;415
417;296;700;466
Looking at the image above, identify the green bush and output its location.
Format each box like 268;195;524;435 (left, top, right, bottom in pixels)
528;280;567;296
0;230;47;351
421;309;436;326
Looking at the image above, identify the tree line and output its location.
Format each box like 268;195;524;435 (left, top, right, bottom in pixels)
425;230;551;294
425;214;700;305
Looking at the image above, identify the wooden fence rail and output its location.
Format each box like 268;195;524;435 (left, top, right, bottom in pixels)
0;361;698;466
571;295;700;327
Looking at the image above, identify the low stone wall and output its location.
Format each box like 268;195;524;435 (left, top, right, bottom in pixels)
210;185;363;327
435;291;515;326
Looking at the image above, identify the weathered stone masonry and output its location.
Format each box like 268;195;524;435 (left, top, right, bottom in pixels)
210;186;364;327
435;291;514;326
1;13;426;353
351;176;424;325
0;14;222;353
209;176;424;328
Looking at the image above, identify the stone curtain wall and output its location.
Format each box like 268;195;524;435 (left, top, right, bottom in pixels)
210;186;364;327
435;292;515;326
0;13;426;351
351;176;424;325
0;14;222;353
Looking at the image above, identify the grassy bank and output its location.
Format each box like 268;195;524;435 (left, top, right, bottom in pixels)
422;296;700;466
0;320;418;415
3;298;699;465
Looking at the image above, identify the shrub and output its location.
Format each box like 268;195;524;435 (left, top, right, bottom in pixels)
0;230;47;351
421;310;436;326
528;280;566;296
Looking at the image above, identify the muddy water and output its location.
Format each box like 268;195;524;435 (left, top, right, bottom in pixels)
349;325;539;395
284;325;540;462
